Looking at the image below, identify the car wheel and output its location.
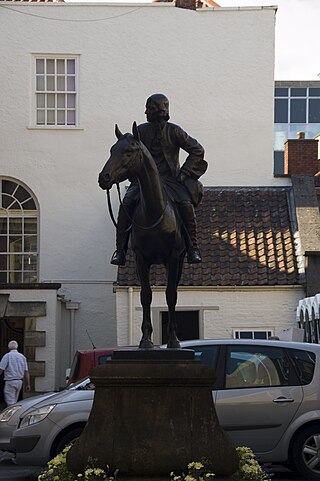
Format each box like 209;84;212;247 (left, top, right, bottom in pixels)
292;425;320;481
53;427;83;457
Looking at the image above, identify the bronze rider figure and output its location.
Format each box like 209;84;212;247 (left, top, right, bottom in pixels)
110;93;207;266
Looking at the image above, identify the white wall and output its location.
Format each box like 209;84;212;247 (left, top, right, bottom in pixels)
116;286;305;346
0;3;289;388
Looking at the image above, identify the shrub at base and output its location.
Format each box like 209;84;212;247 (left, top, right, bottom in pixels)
39;445;270;481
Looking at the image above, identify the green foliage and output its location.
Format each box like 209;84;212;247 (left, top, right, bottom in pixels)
38;445;116;481
170;447;271;481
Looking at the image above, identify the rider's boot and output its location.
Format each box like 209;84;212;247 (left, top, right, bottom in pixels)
178;202;202;264
110;205;132;266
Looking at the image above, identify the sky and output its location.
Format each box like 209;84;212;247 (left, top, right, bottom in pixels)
218;0;320;80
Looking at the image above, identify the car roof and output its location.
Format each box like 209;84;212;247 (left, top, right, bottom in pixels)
76;346;136;355
179;339;320;352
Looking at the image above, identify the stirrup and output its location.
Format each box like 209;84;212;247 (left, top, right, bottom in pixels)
110;250;126;266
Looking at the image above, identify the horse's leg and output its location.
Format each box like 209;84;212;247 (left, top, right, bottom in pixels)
136;257;154;349
165;255;184;349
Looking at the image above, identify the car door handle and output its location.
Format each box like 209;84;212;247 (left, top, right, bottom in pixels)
273;396;294;403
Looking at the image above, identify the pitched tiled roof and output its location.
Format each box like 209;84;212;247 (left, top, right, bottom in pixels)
116;187;301;287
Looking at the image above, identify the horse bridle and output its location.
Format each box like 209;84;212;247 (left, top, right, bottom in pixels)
106;139;168;230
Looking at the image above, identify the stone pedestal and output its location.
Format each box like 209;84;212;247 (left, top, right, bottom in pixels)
67;349;238;478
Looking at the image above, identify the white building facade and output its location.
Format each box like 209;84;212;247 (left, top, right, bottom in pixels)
0;2;302;391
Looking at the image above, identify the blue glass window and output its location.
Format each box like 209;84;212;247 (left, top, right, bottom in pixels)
290;99;306;123
291;88;306;97
309;99;320;123
275;99;288;123
275;88;288;97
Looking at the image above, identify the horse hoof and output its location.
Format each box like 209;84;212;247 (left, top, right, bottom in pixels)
139;339;154;349
167;340;181;349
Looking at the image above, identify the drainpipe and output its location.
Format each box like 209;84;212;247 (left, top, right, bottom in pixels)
65;301;80;363
128;287;133;345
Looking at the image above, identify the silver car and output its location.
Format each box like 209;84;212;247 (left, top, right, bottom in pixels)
2;339;320;480
0;377;94;465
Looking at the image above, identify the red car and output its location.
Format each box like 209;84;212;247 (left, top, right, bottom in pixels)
66;346;136;385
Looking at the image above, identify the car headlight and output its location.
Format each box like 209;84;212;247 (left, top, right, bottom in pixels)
0;405;21;422
19;405;56;428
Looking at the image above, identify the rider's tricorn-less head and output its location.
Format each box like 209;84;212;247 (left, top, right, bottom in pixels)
145;94;170;123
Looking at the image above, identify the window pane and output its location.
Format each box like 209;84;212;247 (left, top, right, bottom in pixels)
9;236;22;252
0;254;7;270
238;331;253;339
275;88;288;97
57;94;65;108
24;235;37;252
8;253;22;269
22;199;36;210
15;186;30;203
24;219;37;234
309;99;320;123
2;194;14;210
10;271;22;283
37;94;45;108
290;99;306;123
46;59;55;74
57;110;65;125
67;110;75;125
7;201;20;211
67;59;75;74
57;76;65;91
189;345;220;370
225;346;291;389
57;59;65;74
67;94;75;108
0;237;7;253
23;271;37;283
2;180;16;195
9;218;22;234
309;88;320;97
275;99;288;123
67;76;75;91
36;76;45;91
47;76;55;91
37;110;45;125
47;110;55;125
253;331;268;339
36;59;44;74
287;349;315;385
291;88;306;97
0;219;7;235
47;94;55;108
23;254;37;271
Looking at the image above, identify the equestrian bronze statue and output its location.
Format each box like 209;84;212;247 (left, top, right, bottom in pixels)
98;94;207;349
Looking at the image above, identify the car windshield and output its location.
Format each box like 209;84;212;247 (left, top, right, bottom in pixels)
67;377;94;391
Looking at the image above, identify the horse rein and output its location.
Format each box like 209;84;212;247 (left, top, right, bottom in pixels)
106;182;169;231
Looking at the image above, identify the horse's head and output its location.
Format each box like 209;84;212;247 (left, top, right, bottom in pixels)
98;122;141;191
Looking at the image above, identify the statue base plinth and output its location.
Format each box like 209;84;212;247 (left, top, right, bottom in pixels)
66;349;238;477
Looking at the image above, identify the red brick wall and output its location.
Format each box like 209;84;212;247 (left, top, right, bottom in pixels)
284;139;319;175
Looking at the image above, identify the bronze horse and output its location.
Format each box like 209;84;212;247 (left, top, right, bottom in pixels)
98;123;186;349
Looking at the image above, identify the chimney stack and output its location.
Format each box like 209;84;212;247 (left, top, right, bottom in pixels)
284;133;319;176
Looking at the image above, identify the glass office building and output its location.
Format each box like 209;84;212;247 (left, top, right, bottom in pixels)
274;81;320;175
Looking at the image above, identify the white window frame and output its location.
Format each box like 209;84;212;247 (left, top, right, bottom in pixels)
31;54;79;129
233;329;274;340
0;178;39;284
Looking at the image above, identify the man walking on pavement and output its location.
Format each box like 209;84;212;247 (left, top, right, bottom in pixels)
0;340;30;406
